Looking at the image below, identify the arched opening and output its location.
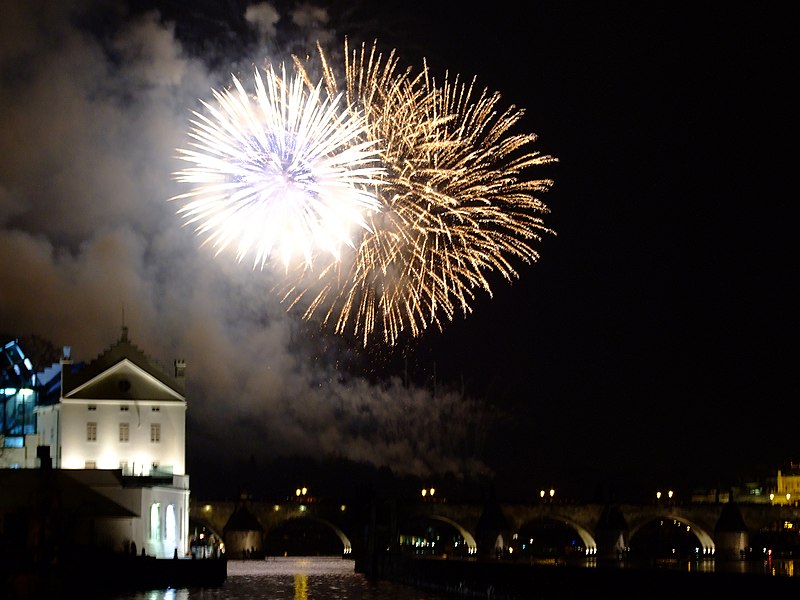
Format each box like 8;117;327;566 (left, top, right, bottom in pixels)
149;503;161;542
397;514;475;557
166;504;176;544
263;518;346;557
514;518;590;560
628;517;707;560
189;518;224;558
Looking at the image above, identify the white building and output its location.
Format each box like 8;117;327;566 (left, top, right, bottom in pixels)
4;327;191;558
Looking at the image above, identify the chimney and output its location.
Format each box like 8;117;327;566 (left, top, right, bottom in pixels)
174;359;186;379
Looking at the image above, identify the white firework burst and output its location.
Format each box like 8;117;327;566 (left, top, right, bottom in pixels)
171;64;386;270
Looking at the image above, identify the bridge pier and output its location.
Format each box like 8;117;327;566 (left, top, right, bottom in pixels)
595;504;629;560
714;502;749;560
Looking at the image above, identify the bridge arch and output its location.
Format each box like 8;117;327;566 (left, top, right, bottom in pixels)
628;515;715;556
426;515;477;554
275;515;353;555
397;512;478;556
515;515;598;556
260;513;355;557
188;516;225;557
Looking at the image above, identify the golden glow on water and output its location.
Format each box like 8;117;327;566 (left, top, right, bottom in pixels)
294;573;308;600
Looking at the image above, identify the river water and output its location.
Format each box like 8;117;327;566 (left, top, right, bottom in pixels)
111;557;450;600
109;555;800;600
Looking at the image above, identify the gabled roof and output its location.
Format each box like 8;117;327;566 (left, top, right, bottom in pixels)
65;359;184;402
62;327;185;402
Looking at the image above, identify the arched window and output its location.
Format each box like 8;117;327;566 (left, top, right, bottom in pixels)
166;504;176;543
150;503;161;540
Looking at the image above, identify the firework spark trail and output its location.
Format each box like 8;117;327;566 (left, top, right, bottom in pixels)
281;40;557;347
171;64;386;270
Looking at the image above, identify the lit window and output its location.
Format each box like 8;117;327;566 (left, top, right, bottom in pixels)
87;422;97;441
119;422;129;442
150;423;161;443
3;436;23;448
85;461;96;469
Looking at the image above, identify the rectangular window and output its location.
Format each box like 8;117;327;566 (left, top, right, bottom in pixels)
87;422;97;442
85;461;96;469
119;422;129;442
120;460;129;474
150;423;161;443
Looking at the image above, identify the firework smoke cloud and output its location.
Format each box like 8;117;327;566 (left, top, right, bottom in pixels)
0;1;500;493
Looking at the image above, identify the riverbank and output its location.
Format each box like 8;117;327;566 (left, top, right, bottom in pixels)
375;555;800;599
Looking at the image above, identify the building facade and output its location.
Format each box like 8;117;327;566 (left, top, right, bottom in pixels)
1;328;191;558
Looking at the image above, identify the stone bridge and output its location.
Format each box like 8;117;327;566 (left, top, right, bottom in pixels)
189;497;800;561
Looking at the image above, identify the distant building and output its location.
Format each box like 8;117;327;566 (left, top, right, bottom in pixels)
0;328;190;558
691;481;770;505
774;463;800;506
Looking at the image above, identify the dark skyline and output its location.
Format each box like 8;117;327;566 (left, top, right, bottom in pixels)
0;1;796;503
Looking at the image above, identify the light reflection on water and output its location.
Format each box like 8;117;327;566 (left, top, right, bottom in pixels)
532;556;799;577
112;557;450;600
111;556;800;600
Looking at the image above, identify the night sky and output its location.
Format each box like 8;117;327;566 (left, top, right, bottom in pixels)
1;1;795;503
